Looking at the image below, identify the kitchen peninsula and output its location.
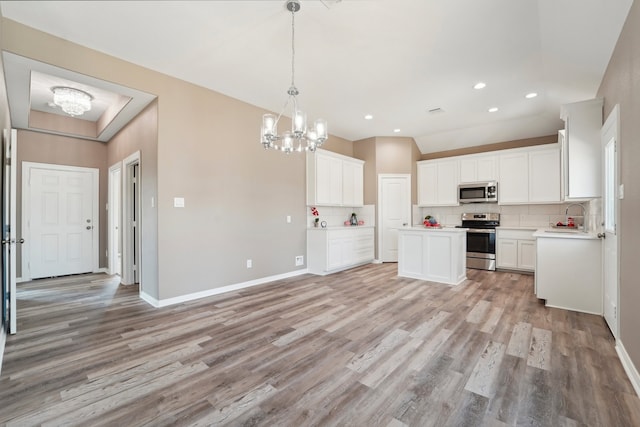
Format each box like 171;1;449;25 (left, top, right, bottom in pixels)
397;227;467;285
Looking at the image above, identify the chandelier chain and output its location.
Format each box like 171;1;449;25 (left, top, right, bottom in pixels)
291;8;296;89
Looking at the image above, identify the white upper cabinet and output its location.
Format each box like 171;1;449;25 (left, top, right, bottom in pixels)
560;98;603;200
307;149;364;207
342;160;364;207
499;151;529;204
499;145;561;205
459;154;497;183
417;159;458;206
529;147;561;203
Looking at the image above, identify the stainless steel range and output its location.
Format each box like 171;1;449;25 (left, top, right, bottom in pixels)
457;213;500;271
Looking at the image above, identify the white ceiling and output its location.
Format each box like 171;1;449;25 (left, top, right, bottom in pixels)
0;0;633;153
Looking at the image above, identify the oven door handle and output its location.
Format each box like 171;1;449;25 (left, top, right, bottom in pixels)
466;228;496;234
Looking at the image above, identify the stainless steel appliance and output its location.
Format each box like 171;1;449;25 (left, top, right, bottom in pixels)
458;181;498;203
457;213;500;271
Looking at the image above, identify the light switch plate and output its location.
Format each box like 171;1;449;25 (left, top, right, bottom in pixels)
619;184;624;199
174;197;185;208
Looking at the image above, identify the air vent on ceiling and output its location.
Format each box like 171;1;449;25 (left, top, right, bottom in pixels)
428;107;445;114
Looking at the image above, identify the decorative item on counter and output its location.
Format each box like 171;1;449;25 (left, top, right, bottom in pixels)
358;220;365;226
423;215;441;228
344;220;350;226
350;212;358;226
311;206;320;227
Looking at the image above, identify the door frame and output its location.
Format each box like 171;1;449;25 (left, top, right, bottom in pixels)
21;162;99;282
601;104;620;338
108;162;122;276
3;129;17;334
121;151;141;287
377;174;411;262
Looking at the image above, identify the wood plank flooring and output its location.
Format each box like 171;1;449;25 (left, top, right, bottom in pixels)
1;264;639;426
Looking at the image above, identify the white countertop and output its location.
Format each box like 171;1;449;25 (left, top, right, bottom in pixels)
496;226;539;231
308;225;375;230
399;226;466;233
533;228;600;240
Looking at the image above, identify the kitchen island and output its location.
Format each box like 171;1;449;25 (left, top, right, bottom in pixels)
397;227;467;285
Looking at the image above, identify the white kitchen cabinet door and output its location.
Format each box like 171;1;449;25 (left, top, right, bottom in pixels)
496;238;518;269
499;151;529;204
529;147;561;203
342;160;364;207
476;156;497;181
518;240;536;271
316;154;343;206
417;162;438;206
459;155;496;183
437;160;459;205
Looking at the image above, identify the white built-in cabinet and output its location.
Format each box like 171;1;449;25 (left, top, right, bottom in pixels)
560;98;603;200
496;228;536;272
417;159;458;206
307;149;364;207
459;154;497;183
498;145;561;205
307;227;374;275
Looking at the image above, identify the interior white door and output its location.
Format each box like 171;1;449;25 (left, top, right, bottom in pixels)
26;165;96;279
378;174;411;262
108;163;122;276
2;129;17;334
601;105;620;338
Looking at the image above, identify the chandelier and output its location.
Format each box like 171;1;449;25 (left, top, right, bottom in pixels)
51;86;93;117
261;0;327;154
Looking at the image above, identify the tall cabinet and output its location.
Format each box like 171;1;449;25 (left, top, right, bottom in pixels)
560;98;603;200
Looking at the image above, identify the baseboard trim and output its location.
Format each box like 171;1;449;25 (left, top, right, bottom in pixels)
0;327;6;376
16;277;26;283
616;340;640;398
140;268;310;308
372;259;383;264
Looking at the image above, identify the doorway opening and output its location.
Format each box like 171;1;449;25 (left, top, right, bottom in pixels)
121;152;141;286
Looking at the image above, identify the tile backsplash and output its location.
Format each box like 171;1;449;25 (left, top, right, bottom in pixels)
307;205;375;228
416;201;601;232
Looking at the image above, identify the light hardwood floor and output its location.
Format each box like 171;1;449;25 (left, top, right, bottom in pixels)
1;264;639;426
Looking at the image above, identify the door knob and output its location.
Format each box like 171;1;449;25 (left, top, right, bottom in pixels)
597;233;606;239
86;226;92;230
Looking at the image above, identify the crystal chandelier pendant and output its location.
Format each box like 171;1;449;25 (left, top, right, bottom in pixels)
260;0;327;154
51;86;93;117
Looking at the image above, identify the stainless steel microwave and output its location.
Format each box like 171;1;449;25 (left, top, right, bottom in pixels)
458;181;498;203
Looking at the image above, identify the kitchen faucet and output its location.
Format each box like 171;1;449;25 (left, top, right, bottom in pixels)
565;203;587;230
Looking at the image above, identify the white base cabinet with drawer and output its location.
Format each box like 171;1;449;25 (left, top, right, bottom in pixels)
307;227;374;275
496;228;536;272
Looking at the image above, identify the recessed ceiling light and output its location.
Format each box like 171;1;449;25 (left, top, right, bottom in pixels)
525;92;538;99
473;82;486;90
488;107;499;113
364;114;373;120
393;128;401;133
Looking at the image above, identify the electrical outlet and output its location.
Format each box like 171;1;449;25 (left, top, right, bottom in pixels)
286;215;292;223
246;259;252;269
295;255;304;266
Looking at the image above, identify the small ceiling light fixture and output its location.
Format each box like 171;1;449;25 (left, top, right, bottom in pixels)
488;107;499;113
261;0;327;153
525;92;538;99
364;114;373;120
51;86;93;117
393;128;401;133
473;82;487;90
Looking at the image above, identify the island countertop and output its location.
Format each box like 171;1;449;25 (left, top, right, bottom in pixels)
399;226;467;233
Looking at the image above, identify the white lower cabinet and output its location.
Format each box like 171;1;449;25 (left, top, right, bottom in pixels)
535;234;602;314
308;227;374;275
496;228;536;272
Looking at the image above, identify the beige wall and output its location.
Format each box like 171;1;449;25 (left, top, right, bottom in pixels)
421;134;558;160
2;18;352;300
597;1;640;375
16;130;108;275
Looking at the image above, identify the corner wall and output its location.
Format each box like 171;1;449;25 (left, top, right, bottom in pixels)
597;0;640;386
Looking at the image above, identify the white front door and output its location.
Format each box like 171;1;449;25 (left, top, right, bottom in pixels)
24;163;98;280
378;174;411;262
2;129;18;333
601;105;620;338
